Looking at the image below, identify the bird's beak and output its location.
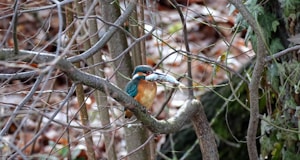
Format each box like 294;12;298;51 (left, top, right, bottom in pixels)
151;71;162;76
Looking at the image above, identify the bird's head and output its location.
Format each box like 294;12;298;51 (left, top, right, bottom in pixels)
131;65;182;86
132;65;154;78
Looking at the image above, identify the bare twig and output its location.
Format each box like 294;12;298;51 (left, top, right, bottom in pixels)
50;0;64;56
68;0;137;63
0;137;27;160
169;0;194;98
265;45;300;62
0;73;45;136
12;0;19;55
0;0;19;51
120;134;155;160
9;84;77;159
0;71;38;81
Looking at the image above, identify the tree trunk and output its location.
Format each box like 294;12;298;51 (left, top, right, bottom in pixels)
85;0;118;159
100;1;153;160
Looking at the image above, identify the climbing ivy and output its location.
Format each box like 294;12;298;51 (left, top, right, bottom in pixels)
233;0;300;159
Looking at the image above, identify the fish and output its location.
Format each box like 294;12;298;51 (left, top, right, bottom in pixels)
146;72;185;88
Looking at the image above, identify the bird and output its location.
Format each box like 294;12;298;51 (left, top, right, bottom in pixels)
124;65;158;118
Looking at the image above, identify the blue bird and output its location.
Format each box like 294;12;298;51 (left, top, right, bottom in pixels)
124;65;157;118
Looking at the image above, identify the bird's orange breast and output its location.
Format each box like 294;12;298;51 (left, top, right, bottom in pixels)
134;79;157;110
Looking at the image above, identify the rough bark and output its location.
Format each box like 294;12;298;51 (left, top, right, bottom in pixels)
100;1;151;160
191;100;219;160
100;0;133;85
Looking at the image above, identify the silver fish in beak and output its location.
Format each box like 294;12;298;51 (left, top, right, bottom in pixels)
145;72;183;86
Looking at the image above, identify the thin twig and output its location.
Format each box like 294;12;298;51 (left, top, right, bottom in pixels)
119;134;155;160
68;0;137;62
0;71;38;81
169;0;194;98
265;45;300;62
0;73;45;136
50;0;64;56
12;0;19;55
0;137;28;160
0;0;20;50
9;84;77;159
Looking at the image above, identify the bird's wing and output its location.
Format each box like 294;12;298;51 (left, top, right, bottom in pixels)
125;79;138;97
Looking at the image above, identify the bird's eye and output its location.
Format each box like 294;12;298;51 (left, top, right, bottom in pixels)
146;71;152;75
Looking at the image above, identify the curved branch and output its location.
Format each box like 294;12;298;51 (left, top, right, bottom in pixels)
0;48;198;134
228;1;267;160
0;0;136;63
191;101;219;160
56;58;198;133
67;0;137;63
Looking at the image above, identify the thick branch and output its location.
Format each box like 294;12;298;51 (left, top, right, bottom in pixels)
191;102;219;160
0;49;197;134
57;59;199;133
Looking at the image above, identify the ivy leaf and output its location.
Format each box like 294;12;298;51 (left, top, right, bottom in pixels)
267;63;280;92
272;20;280;32
271;142;283;160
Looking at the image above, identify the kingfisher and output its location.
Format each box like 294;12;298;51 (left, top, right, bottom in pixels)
124;65;157;118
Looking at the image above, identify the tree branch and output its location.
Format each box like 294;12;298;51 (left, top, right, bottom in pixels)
56;57;198;133
0;71;38;81
170;0;194;98
67;0;137;63
228;0;267;160
265;45;300;62
0;73;45;136
0;48;198;134
191;101;219;160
